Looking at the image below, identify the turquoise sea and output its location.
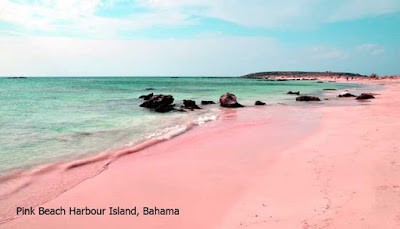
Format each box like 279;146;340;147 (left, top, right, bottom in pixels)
0;77;363;174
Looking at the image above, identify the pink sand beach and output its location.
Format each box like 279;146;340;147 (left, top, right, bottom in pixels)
2;79;400;229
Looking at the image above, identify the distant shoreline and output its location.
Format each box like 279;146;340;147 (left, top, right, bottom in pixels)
241;71;400;80
242;71;365;79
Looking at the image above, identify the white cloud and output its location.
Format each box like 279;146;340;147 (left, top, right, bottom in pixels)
0;0;399;36
357;43;385;55
329;0;400;22
138;0;400;28
0;0;194;36
0;0;103;31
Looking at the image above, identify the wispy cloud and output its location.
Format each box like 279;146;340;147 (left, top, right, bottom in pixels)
328;0;400;22
310;46;348;60
0;0;194;37
1;0;399;37
138;0;400;28
371;48;385;55
357;43;385;55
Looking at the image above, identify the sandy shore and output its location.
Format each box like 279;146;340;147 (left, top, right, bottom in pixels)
3;79;400;228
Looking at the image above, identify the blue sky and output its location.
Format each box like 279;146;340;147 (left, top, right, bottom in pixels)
0;0;399;76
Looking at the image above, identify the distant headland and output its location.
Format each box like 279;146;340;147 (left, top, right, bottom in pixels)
242;71;365;79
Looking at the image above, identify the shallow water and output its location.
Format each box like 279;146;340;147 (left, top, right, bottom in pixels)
0;77;363;174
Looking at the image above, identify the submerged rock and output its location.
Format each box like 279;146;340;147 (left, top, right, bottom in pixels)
8;77;27;79
255;101;266;106
296;96;321;101
338;93;356;98
201;100;215;105
139;93;153;100
287;91;300;95
145;88;156;91
140;94;175;112
323;88;337;91
173;108;187;112
356;93;375;100
182;100;201;109
219;93;244;108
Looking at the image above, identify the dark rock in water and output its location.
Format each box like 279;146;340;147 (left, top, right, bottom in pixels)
296;96;321;101
201;100;216;105
182;100;201;109
139;93;153;100
323;88;337;91
219;93;244;108
154;105;175;113
356;93;375;100
287;91;300;95
7;76;27;79
338;93;356;98
277;79;288;81
316;81;324;83
140;94;175;112
145;88;155;91
255;101;266;106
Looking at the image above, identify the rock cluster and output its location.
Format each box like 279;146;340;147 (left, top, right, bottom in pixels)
140;95;175;113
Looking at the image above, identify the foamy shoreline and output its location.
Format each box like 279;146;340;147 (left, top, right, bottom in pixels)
2;78;400;228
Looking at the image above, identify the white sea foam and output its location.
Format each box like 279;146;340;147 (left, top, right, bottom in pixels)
143;114;219;141
195;115;218;125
